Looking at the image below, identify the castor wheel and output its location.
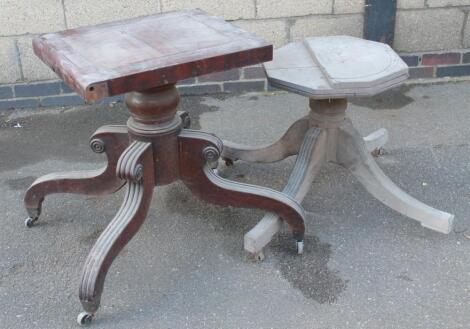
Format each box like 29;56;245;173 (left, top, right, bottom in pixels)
296;240;304;254
179;111;191;129
24;217;38;228
222;157;234;167
371;147;385;157
247;250;265;262
77;312;94;326
253;250;265;261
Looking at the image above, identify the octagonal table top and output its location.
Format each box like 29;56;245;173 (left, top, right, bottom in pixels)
264;36;409;99
33;10;272;101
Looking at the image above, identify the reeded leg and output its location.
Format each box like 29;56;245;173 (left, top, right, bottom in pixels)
24;125;129;226
244;128;328;258
179;130;306;242
364;128;388;156
222;116;309;164
78;140;154;324
335;119;454;234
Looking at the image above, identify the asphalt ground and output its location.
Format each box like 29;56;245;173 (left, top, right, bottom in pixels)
0;81;469;328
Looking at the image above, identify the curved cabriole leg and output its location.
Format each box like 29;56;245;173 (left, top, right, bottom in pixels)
179;130;306;242
78;140;154;323
222;116;309;164
24;125;129;227
244;128;328;258
335;119;454;234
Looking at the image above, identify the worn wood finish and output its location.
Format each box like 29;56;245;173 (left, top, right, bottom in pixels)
125;84;182;186
264;36;408;99
305;36;407;89
223;117;388;165
79;140;154;314
74;94;308;320
24;125;128;224
33;10;272;101
178;130;306;241
237;97;454;258
25;11;308;323
25;84;310;322
238;38;454;259
335;119;454;234
71;117;308;321
222;116;309;164
244;127;327;257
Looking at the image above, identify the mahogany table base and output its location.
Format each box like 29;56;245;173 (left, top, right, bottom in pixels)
23;85;306;324
222;98;454;260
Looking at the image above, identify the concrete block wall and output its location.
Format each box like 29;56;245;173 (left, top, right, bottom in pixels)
1;0;470;109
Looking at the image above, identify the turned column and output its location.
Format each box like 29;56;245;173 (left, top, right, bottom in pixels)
308;98;347;162
125;84;182;186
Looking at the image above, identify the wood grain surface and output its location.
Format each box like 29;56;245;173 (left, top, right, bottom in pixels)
33;10;272;101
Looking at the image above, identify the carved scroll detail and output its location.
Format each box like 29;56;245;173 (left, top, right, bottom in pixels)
24;125;128;223
178;130;306;241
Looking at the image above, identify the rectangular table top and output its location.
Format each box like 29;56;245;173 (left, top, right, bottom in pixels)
33;10;272;101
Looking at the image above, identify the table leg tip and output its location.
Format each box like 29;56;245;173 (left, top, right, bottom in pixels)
420;213;455;234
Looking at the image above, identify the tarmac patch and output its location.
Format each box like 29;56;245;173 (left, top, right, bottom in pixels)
270;234;347;304
396;273;413;282
350;85;414;110
80;227;105;245
5;176;36;190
